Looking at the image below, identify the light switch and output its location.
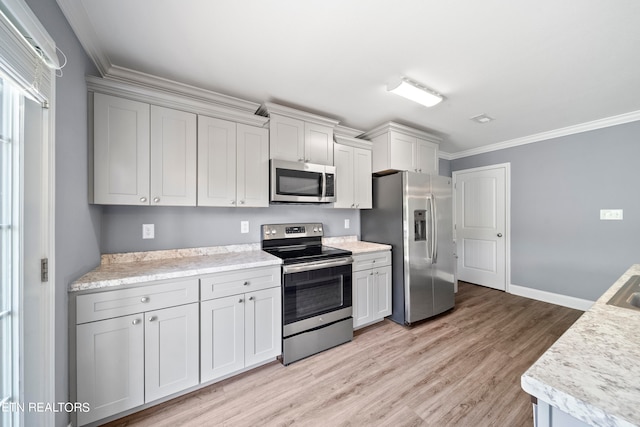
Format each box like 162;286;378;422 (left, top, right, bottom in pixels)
600;209;623;220
241;221;249;233
344;219;350;229
142;224;155;239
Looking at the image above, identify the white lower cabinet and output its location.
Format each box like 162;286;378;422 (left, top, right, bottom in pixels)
201;286;281;383
73;268;282;426
76;302;199;426
352;251;392;329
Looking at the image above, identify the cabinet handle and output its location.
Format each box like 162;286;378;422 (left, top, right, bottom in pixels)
148;316;157;322
240;200;245;205
305;158;310;162
298;158;304;162
243;281;250;286
372;259;376;263
132;319;141;325
239;298;244;303
249;296;254;301
153;197;160;203
231;200;236;205
139;197;147;203
356;204;359;208
140;297;149;303
419;169;422;173
351;204;355;208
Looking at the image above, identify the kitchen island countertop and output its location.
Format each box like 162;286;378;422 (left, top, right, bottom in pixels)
521;264;640;427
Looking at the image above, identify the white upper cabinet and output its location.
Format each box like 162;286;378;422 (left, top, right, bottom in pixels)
88;76;269;207
259;102;339;166
93;93;150;205
197;116;268;207
150;105;197;206
334;134;373;209
93;93;197;206
304;122;334;165
362;122;441;175
268;114;305;162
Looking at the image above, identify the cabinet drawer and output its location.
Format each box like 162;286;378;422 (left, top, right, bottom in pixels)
76;278;199;324
353;251;391;272
200;266;281;301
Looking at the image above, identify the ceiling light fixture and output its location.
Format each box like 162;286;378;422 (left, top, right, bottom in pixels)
470;113;495;124
387;77;444;107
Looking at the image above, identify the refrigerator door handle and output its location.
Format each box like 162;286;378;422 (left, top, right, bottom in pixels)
430;194;438;263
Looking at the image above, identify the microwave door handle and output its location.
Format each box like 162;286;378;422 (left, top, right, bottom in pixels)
321;173;326;199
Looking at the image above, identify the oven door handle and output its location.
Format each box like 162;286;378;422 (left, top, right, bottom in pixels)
283;257;353;274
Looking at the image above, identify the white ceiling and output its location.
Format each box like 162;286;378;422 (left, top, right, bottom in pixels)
57;0;640;155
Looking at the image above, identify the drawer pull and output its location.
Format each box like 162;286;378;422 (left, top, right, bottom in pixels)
140;297;149;303
239;298;244;303
132;319;141;325
243;281;250;286
249;296;254;301
148;316;157;322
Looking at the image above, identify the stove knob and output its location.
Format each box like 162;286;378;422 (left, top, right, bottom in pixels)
313;227;318;233
271;229;277;235
318;227;323;233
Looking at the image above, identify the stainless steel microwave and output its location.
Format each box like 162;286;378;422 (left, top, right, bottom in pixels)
270;159;336;203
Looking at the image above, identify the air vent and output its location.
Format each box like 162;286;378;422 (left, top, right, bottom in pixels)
470;114;495;124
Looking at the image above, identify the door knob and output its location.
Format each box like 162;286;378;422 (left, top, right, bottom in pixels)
497;233;503;237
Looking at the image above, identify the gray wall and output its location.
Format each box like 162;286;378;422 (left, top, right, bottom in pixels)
101;205;360;253
451;121;640;301
24;1;101;426
439;157;452;177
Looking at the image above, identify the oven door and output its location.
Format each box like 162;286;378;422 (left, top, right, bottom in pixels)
282;258;352;337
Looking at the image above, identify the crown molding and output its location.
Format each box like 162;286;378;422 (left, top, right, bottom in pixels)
106;65;261;114
334;124;365;138
56;0;111;75
86;75;268;127
448;110;640;160
257;102;340;128
361;121;442;144
334;134;372;150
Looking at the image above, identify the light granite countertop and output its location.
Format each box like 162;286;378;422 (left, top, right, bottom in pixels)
70;237;390;292
70;244;281;292
323;235;392;253
521;264;640;427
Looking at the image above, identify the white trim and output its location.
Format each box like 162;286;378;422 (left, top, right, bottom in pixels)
55;0;110;75
360;121;442;144
509;284;593;311
445;110;640;160
257;101;340;128
452;162;511;292
0;0;59;68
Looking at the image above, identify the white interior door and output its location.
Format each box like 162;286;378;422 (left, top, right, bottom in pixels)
454;164;508;291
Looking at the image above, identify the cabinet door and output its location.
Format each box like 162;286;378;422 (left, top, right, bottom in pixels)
197;116;237;207
237;124;269;207
150;105;197;206
333;144;354;208
76;314;144;425
269;114;304;162
416;138;438;174
144;304;199;402
304;122;334;165
389;131;416;171
200;296;245;383
353;270;373;328
353;147;372;209
245;287;281;367
93;93;150;205
373;266;392;319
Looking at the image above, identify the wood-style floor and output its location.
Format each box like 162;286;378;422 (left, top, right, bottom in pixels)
102;282;582;427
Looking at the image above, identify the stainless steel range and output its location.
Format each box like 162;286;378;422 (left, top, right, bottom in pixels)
261;223;353;365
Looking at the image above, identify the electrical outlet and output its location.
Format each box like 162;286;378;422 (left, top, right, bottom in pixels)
241;221;249;233
600;209;623;220
142;224;155;239
344;219;350;229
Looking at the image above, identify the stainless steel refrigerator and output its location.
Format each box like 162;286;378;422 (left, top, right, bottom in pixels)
361;171;455;325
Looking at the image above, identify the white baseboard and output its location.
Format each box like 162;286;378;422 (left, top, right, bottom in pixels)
509;284;594;311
